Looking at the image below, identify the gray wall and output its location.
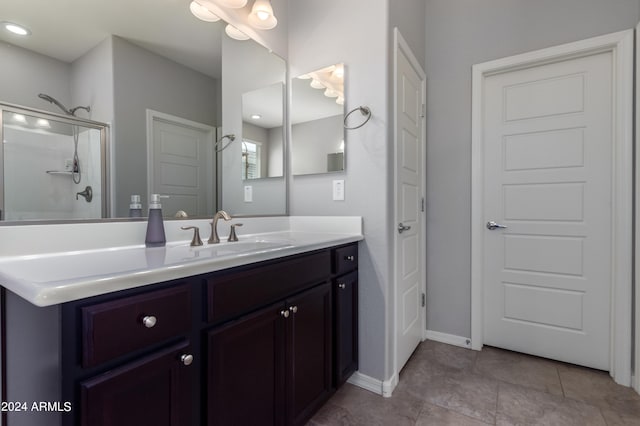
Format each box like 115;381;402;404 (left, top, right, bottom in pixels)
112;36;219;216
291;115;343;175
289;0;392;382
424;0;640;338
0;42;71;113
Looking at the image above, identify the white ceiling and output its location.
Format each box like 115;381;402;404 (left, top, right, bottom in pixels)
0;0;224;78
1;0;344;125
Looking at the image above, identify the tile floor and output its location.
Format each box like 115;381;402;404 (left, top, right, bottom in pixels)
307;340;640;425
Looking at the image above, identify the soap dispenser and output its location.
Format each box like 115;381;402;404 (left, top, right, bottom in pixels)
145;194;166;247
129;194;142;218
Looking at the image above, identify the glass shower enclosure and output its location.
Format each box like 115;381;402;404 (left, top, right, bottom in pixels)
0;103;108;222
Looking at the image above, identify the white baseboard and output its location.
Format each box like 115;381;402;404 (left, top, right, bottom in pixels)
347;371;398;398
425;330;472;349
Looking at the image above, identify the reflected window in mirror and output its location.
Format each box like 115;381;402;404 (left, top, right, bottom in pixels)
241;82;284;180
292;63;345;176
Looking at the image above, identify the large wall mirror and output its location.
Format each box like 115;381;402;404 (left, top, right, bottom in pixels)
0;0;287;222
292;64;345;176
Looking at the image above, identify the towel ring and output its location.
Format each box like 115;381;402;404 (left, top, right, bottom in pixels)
215;134;236;152
344;106;371;130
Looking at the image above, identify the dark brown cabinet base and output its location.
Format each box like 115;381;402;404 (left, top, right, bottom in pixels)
1;243;358;426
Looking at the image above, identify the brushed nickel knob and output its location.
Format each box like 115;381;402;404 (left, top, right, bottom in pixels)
338;283;346;289
180;354;193;366
280;310;290;318
345;255;355;261
289;306;298;314
142;315;157;328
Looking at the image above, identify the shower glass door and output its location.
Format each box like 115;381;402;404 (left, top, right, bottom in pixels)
0;104;108;221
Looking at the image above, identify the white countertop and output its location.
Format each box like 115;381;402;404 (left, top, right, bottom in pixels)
0;216;363;306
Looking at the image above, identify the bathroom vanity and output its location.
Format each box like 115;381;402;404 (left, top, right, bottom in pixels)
0;217;361;426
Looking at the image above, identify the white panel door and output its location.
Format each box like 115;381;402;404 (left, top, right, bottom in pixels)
483;51;613;369
395;39;424;372
152;119;215;217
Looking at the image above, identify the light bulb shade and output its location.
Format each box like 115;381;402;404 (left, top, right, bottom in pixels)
336;97;345;105
217;0;248;8
248;0;277;30
324;88;339;98
189;1;220;22
225;24;250;40
310;79;325;89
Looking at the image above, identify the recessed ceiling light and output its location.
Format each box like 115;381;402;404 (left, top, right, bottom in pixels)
251;114;262;120
2;22;31;36
12;114;27;123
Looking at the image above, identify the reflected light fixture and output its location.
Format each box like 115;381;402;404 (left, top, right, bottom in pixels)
251;114;262;120
189;1;221;22
324;88;339;98
12;114;27;123
225;24;250;40
36;119;51;128
336;96;345;106
2;21;30;36
310;79;325;89
248;0;277;30
217;0;248;8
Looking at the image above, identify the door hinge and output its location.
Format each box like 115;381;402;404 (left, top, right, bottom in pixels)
421;197;425;212
421;103;426;118
421;293;426;307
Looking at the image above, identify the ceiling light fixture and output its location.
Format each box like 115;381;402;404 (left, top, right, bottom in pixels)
36;119;51;128
12;114;27;123
2;22;30;36
225;24;250;40
217;0;248;8
248;0;277;30
189;1;221;22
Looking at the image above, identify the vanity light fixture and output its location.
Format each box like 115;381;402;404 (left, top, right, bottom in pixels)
2;21;30;36
189;1;221;22
248;0;277;30
217;0;248;8
310;79;326;89
324;88;339;98
225;24;250;40
336;96;345;106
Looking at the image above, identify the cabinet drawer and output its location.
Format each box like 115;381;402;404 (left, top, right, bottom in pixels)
207;251;331;324
82;284;191;367
334;244;358;275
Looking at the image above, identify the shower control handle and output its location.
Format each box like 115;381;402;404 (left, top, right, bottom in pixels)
76;186;93;202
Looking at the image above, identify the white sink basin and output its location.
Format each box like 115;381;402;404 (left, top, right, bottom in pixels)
167;239;294;261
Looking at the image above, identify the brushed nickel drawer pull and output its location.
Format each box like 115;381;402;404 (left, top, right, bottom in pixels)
142;315;157;328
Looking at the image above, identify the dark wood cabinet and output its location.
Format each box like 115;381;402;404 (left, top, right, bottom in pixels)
286;283;333;426
207;282;332;426
206;301;286;426
334;271;358;386
80;341;193;426
2;243;358;426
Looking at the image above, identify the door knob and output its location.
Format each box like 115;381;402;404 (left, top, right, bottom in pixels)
398;223;411;234
486;221;508;230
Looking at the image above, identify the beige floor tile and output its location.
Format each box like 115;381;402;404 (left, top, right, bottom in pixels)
496;381;606;426
418;369;499;424
308;383;423;426
416;401;493;425
558;364;640;419
474;346;563;396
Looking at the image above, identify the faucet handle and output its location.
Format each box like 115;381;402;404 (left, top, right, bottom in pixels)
228;223;243;242
181;226;203;247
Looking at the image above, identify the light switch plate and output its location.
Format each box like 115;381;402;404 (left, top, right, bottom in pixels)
332;180;345;201
244;185;253;202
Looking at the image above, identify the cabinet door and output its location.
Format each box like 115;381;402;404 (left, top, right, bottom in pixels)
335;271;359;386
286;282;333;426
207;302;286;426
80;341;193;426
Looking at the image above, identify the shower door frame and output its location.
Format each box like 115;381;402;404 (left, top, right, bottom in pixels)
0;102;110;222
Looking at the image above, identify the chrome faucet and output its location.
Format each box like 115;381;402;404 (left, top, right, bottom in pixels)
208;210;232;244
